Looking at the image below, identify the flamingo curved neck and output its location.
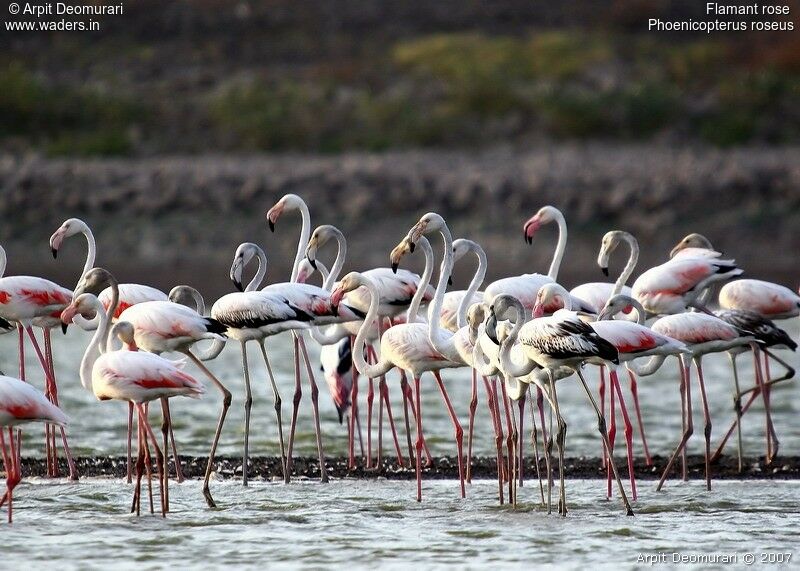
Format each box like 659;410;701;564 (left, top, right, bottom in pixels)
427;222;460;362
405;237;434;324
77;220;97;280
455;242;487;330
290;198;312;283
247;246;268;292
80;282;118;392
499;304;536;378
353;276;393;378
472;335;499;376
613;233;639;296
0;245;6;277
626;354;667;376
323;227;347;291
547;209;568;280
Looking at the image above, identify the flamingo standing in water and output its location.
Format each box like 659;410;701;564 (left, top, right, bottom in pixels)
217;242;363;484
484;292;632;516
0;375;69;523
0;245;77;480
304;224;432;469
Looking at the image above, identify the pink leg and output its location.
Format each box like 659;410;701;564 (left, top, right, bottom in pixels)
127;402;134;484
285;335;302;475
413;375;424;502
348;338;358;469
481;375;504;504
297;335;329;482
657;358;693;491
25;326;77;480
490;377;507;484
536;387;547;449
694;357;713;491
379;378;405;467
599;365;606;468
43;330;60;478
517;394;525;488
758;350;778;462
366;377;375;469
611;369;637;501
498;379;514;482
433;371;465;499
0;429;13;523
628;369;652;466
466;368;478;483
400;371;415;464
607;371;617;499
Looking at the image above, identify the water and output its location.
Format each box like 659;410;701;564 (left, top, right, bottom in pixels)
2;324;799;567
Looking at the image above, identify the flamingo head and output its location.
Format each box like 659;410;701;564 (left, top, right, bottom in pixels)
389;237;414;274
669;232;715;259
61;292;101;325
305;224;338;270
330;272;363;307
535;283;570;317
320;339;353;424
111;321;138;351
230;243;259;292
49;217;85;258
466;303;487;345
598;230;626;276
295;259;315;284
598;294;637;321
523;205;560;245
408;212;445;245
74;267;115;298
266;193;302;232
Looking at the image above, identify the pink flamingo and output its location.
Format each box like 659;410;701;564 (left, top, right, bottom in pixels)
0;245;77;480
222;241;365;483
0;375;68;523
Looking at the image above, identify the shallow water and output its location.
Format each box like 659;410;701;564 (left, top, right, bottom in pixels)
2;323;799;567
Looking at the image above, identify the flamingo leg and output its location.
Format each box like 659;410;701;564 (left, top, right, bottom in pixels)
184;350;231;508
607;369;617;499
599;365;606;468
240;341;253;486
162;399;184;483
159;399;171;513
489;376;507;486
498;379;514;482
547;370;567;517
694;356;713;491
297;334;329;483
517;392;525;489
627;368;651;466
1;429;14;523
536;387;547;452
286;334;302;476
400;371;415;464
366;377;374;469
44;330;57;478
139;404;166;517
611;369;637;502
379;378;404;467
413;375;424;502
348;336;359;469
727;352;744;472
657;357;694;491
126;402;134;484
131;415;144;515
481;375;504;505
466;368;478;483
679;358;688;481
354;407;365;458
141;411;155;515
527;386;546;507
575;369;634;516
757;348;778;463
25;326;77;480
506;386;518;507
258;340;288;483
433;371;465;499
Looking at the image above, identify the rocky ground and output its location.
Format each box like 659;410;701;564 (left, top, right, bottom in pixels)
1;144;798;299
19;454;800;481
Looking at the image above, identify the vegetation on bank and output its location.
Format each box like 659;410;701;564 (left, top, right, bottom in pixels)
2;28;798;156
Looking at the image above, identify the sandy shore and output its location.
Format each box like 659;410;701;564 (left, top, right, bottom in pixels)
19;455;800;480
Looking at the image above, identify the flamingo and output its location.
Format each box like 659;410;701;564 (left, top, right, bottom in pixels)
61;304;203;517
634;311;756;491
0;245;77;480
540;286;689;500
712;309;796;467
669;233;723;259
631;256;742;316
394;219;491;491
224;242;365;482
570;230;638;315
482;205;565;312
49;217;168;319
483;292;633;516
0;375;68;523
304;224;432;469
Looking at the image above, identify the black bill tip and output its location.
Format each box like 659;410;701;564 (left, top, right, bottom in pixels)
268;220;275;232
233;279;244;292
391;262;398;274
51;247;58;259
309;258;317;270
61;322;68;334
601;267;609;277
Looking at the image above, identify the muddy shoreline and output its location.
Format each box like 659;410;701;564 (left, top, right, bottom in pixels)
18;455;800;480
